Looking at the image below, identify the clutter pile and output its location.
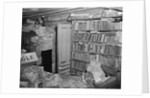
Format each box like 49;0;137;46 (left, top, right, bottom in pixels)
20;65;94;88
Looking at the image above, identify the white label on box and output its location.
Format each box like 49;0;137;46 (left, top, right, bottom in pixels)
21;52;38;64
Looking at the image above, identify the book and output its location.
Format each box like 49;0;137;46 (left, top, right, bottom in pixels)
97;33;102;43
93;33;98;42
101;33;105;43
90;33;94;42
86;21;90;30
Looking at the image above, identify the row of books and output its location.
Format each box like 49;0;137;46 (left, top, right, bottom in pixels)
70;69;83;76
72;43;121;57
101;45;121;57
99;56;121;69
69;9;121;20
72;20;122;31
71;54;121;70
72;52;90;62
73;31;122;43
71;55;121;74
92;10;121;18
72;51;121;65
89;54;121;68
71;60;87;72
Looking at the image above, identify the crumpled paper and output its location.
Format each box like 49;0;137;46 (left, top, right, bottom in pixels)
87;59;107;83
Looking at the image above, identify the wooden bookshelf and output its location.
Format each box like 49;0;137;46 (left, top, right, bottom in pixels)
70;13;122;76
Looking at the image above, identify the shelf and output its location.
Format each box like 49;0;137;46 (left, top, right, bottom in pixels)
72;59;89;63
72;49;122;58
72;50;121;58
101;54;122;58
72;49;88;53
72;49;100;54
74;29;122;32
69;15;122;21
72;41;122;45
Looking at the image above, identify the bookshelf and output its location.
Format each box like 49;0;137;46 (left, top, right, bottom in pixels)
70;13;122;76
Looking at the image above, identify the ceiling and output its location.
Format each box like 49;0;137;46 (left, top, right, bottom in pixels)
23;7;122;18
23;8;70;17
